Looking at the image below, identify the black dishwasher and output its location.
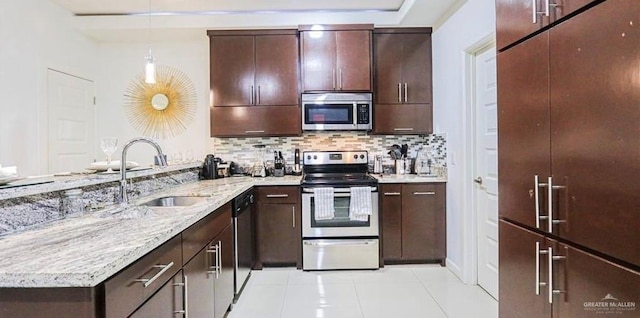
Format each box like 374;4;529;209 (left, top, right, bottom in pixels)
232;188;254;302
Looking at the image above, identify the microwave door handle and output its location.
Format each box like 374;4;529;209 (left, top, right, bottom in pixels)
353;102;357;128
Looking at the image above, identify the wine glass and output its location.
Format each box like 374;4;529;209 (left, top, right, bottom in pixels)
100;137;118;173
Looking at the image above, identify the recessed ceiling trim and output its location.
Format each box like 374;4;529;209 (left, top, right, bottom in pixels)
75;8;398;17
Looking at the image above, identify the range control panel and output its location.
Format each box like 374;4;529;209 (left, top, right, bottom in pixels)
303;151;369;165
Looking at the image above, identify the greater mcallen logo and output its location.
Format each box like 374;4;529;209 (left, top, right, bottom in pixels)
583;294;636;314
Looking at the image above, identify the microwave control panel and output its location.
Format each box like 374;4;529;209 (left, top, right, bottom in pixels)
357;104;370;124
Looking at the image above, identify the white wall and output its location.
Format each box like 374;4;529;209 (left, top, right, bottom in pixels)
96;39;211;167
432;0;495;283
0;0;98;176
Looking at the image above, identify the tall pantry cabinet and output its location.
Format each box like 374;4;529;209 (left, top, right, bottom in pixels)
497;0;640;317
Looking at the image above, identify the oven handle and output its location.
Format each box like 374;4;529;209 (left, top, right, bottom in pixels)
304;240;378;246
302;187;377;193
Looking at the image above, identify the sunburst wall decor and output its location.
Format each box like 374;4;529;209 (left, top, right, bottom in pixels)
124;65;197;139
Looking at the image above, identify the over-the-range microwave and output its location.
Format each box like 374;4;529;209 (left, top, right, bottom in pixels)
301;93;372;131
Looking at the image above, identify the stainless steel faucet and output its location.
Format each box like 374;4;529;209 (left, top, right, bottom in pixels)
119;137;168;205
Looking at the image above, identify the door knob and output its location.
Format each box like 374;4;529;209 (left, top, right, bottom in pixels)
474;177;483;184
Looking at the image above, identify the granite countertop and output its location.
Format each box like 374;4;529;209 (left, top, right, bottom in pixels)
0;176;301;288
0;163;202;201
0;173;442;288
372;174;447;183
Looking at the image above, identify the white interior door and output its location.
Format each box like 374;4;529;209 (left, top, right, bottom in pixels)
47;69;96;174
474;45;498;299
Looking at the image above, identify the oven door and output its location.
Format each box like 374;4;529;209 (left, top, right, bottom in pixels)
301;188;379;238
302;102;357;131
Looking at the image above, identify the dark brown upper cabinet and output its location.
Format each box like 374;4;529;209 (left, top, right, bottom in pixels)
299;24;373;92
208;30;301;137
373;28;433;135
496;0;600;50
209;30;299;107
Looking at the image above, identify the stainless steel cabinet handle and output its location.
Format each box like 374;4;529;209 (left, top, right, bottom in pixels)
292;206;295;228
535;242;548;295
135;262;175;288
257;85;261;104
244;130;265;134
413;191;435;195
173;276;188;317
266;194;289;198
544;0;550;16
393;128;414;131
404;83;408;103
339;68;343;90
332;69;336;89
383;192;401;196
535;175;549;229
398;83;402;103
207;243;220;279
547;247;566;304
250;85;254;105
532;0;538;23
547;177;566;233
217;242;222;278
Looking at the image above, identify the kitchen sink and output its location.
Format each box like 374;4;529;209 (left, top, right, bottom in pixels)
140;196;206;207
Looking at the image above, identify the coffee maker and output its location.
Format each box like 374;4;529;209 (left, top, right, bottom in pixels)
200;154;220;179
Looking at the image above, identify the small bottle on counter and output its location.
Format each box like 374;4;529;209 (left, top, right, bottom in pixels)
61;189;85;218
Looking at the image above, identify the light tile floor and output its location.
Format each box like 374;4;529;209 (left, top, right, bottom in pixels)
228;265;498;318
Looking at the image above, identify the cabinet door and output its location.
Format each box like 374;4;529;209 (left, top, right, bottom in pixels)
380;184;402;262
497;33;551;230
210;36;255;106
553;0;600;21
401;184;445;261
255;34;299;106
183;247;214;318
556;243;640;317
499;221;551;318
214;225;234;318
548;0;640;266
130;271;184;318
373;33;404;104
496;0;548;50
301;31;337;91
256;203;298;265
210;105;301;137
336;30;371;91
373;104;432;135
401;33;432;104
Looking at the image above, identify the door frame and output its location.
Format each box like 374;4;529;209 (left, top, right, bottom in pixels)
460;34;496;286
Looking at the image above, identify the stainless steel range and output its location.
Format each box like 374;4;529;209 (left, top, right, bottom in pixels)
301;151;379;270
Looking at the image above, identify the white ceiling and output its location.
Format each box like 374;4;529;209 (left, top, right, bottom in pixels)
50;0;465;42
51;0;407;15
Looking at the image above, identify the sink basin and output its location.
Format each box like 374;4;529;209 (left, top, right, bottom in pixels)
140;196;206;207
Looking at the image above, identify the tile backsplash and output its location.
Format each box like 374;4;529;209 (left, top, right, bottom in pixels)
212;132;446;169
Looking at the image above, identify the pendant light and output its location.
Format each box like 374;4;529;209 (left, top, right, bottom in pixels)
144;0;156;84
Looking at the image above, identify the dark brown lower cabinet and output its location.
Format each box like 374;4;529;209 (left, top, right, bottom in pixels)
255;186;301;269
183;217;234;318
0;203;236;318
183;244;215;317
130;271;184;318
381;183;446;264
214;225;234;318
500;220;640;318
